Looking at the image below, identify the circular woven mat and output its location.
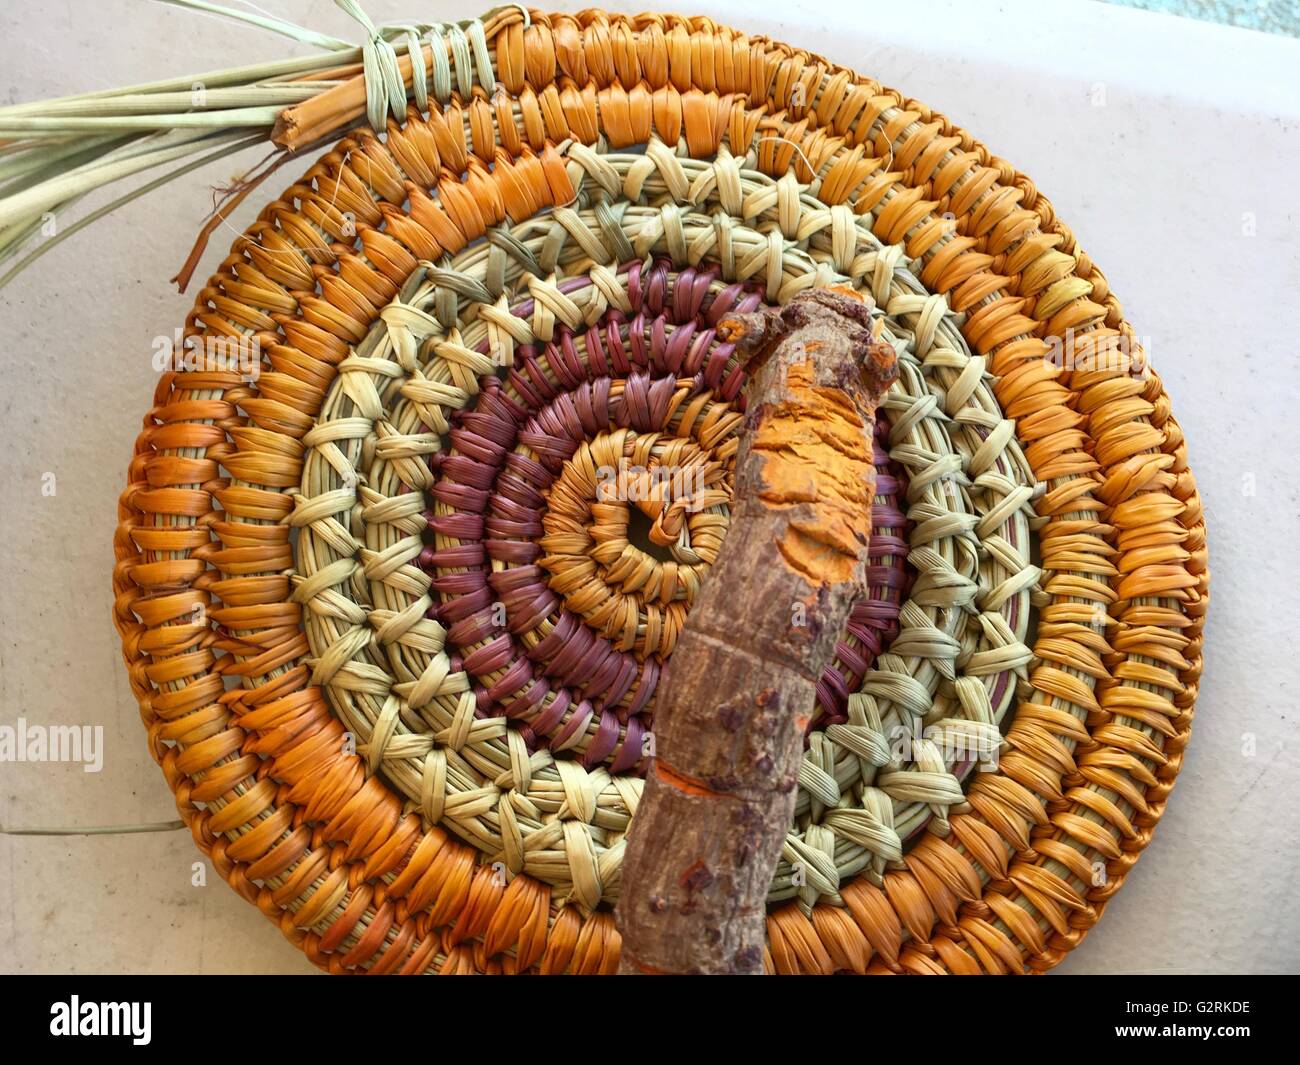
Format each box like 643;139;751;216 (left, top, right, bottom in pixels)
113;8;1206;974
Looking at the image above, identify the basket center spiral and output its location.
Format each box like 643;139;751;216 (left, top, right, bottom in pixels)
422;260;912;776
539;426;731;656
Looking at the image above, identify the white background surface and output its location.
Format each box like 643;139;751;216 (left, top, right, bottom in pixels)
1;0;1297;974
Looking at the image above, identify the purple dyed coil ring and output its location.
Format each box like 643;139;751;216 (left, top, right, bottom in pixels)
421;259;912;773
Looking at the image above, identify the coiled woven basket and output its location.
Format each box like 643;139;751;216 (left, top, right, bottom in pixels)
112;7;1207;974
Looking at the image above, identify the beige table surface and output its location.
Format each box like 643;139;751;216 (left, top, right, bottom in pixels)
1;0;1297;974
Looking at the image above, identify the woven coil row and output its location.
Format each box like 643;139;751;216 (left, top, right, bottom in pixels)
113;8;1206;974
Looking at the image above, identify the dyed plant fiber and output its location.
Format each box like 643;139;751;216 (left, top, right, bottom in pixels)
113;8;1206;974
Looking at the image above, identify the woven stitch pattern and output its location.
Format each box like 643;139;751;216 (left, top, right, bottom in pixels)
293;214;1035;907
